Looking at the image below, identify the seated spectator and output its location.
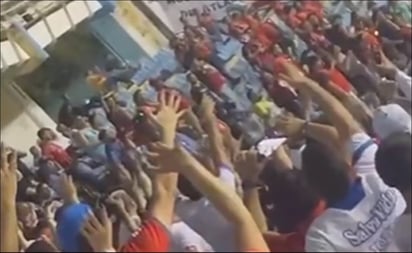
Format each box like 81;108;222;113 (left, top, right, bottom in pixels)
37;128;72;169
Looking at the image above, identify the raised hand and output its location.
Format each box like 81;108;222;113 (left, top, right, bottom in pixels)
59;174;79;204
146;90;186;146
275;114;306;137
278;68;310;91
146;142;191;173
0;143;18;206
234;150;265;184
81;208;114;252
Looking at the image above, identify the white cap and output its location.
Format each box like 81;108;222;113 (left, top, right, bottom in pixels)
372;104;411;139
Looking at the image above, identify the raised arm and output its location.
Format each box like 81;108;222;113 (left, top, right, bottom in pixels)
235;151;268;232
147;144;269;252
0;145;19;253
200;96;233;171
280;62;363;143
146;91;186;227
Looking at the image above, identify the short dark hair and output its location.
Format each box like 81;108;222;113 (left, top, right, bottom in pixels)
375;132;411;192
302;138;351;205
25;239;58;252
37;128;52;140
266;168;321;232
178;174;203;201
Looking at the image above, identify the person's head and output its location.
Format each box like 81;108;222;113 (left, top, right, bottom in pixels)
306;55;324;73
193;57;206;69
30;146;42;159
17;202;39;230
148;78;164;90
375;132;411;203
372;104;411;140
37;128;56;142
98;129;117;143
302;138;351;205
186;72;199;85
178;174;203;201
264;167;322;231
25;239;59;252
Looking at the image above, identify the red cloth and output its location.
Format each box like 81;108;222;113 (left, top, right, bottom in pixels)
264;200;326;252
326;68;352;93
40;142;72;169
120;218;169;252
204;68;226;94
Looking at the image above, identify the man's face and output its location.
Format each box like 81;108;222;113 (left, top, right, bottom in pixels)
42;130;54;141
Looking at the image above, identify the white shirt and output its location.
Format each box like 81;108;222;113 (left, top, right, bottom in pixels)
394;214;411;252
395;70;412;102
305;133;407;252
170;221;214;252
175;166;236;252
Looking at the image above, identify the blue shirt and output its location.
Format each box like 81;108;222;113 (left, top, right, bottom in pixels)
105;140;126;166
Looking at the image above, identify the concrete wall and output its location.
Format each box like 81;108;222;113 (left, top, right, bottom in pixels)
0;1;168;154
0;82;69;156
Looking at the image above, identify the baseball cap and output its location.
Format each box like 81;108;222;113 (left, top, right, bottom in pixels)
372;104;411;139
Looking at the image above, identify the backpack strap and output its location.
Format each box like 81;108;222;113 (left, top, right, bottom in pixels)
352;138;375;165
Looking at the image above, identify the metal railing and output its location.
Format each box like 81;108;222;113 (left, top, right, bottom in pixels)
1;0;98;72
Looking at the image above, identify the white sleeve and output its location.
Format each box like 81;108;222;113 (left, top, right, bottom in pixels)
305;228;335;252
170;221;214;252
395;69;412;101
346;133;378;175
218;165;236;189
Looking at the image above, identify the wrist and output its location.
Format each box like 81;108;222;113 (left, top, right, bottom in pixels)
241;179;262;190
297;120;309;137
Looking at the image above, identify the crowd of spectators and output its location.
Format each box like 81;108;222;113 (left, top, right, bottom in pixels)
1;0;411;252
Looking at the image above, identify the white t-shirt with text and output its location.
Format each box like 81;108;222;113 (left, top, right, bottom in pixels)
305;133;407;252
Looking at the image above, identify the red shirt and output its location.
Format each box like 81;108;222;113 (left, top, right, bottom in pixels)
204;68;226;94
322;68;352;93
120;218;169;252
264;200;326;252
41;142;72;169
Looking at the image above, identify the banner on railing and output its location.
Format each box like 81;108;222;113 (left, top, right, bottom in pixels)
153;0;253;33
